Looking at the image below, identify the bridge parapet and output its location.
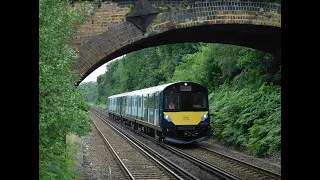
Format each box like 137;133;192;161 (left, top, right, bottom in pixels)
73;0;280;47
148;1;280;35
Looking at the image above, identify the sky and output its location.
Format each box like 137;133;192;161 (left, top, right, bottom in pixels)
80;55;124;84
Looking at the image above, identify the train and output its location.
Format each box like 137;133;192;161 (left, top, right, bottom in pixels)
107;81;211;144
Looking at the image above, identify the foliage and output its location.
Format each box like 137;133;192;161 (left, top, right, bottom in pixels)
171;43;218;89
79;81;98;103
171;43;243;91
209;47;281;158
235;48;281;87
95;43;198;105
210;83;281;157
90;42;281;158
39;0;91;179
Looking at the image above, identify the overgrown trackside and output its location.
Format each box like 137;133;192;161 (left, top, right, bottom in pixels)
81;43;281;159
39;0;91;179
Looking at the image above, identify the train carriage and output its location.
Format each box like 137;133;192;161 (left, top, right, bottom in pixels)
107;81;211;144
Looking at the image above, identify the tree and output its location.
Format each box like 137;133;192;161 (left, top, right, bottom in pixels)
79;81;98;103
92;42;281;158
39;0;90;179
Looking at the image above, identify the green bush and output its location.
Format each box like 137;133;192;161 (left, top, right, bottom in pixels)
210;83;281;158
39;0;91;179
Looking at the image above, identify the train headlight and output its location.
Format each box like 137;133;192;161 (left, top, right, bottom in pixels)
201;114;208;121
164;114;172;122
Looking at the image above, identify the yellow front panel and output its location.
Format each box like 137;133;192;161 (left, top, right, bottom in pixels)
163;111;208;125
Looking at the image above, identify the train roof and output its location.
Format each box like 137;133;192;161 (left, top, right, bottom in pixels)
108;81;207;99
108;82;175;98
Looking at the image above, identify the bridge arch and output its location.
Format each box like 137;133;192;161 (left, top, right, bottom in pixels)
71;0;281;84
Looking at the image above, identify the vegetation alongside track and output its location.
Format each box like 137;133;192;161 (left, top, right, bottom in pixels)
80;43;281;159
40;0;91;179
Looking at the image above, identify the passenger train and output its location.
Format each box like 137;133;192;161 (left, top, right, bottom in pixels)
107;81;211;144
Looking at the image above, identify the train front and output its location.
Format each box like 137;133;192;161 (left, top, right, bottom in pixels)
161;82;211;144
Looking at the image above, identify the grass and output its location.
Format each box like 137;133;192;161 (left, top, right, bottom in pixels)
66;134;85;180
86;102;106;109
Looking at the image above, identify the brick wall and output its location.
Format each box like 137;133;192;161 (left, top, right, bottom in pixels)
73;2;131;47
70;1;281;83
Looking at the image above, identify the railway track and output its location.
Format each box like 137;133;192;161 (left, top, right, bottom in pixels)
92;108;281;180
90;110;196;180
92;108;239;180
179;145;281;180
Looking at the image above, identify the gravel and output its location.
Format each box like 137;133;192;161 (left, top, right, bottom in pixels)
200;138;281;175
76;123;127;180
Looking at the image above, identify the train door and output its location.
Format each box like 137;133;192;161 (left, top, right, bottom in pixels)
129;96;131;117
132;96;133;117
132;96;134;117
143;94;148;122
133;96;136;118
139;95;142;120
127;97;129;117
112;98;115;112
149;93;154;124
128;96;131;117
141;95;144;120
124;96;126;116
116;97;119;114
154;92;159;126
127;96;130;117
132;96;134;118
136;95;139;119
134;96;137;118
121;97;125;116
115;98;117;114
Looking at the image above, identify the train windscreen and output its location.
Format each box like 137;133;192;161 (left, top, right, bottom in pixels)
180;92;208;111
165;91;208;111
164;92;180;110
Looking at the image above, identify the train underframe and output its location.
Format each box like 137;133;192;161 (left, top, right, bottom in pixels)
162;126;211;144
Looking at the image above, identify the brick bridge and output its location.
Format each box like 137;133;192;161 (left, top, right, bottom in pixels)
70;0;281;84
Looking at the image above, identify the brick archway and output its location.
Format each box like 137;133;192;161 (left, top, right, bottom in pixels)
71;1;281;84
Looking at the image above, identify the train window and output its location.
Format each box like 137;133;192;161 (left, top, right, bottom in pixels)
144;95;148;109
192;93;207;108
149;94;154;109
165;92;180;110
180;85;192;91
